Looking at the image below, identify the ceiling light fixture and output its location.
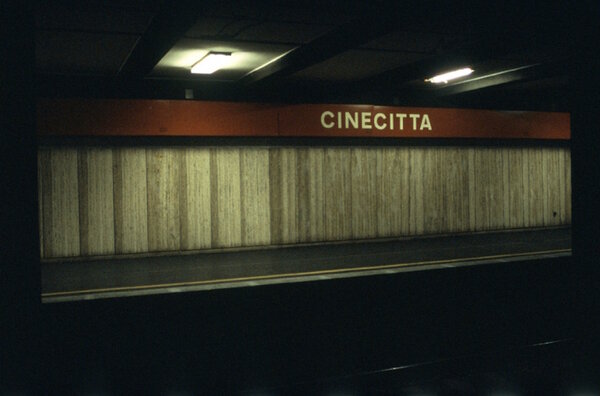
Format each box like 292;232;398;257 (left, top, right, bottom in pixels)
425;67;474;83
191;52;232;74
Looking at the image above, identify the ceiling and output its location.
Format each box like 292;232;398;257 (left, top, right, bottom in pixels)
35;0;579;110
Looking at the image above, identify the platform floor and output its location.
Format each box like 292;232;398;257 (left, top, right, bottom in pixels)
41;227;571;302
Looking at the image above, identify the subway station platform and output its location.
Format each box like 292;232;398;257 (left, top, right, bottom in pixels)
41;227;571;303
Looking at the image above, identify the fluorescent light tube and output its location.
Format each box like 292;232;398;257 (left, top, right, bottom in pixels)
426;67;474;83
191;52;232;74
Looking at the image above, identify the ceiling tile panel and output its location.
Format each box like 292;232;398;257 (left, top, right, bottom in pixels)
36;5;153;34
187;17;334;44
36;31;140;75
292;49;425;81
201;0;356;25
232;22;333;44
186;17;240;38
361;31;448;54
68;0;161;11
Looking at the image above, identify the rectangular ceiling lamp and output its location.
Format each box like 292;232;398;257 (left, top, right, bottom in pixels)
426;67;474;83
191;52;232;74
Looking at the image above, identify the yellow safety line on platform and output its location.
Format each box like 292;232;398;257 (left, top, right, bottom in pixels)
42;248;571;298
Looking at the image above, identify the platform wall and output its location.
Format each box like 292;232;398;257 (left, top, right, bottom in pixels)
38;146;571;258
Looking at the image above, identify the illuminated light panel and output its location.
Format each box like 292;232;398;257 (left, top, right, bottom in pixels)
191;52;232;74
426;67;474;83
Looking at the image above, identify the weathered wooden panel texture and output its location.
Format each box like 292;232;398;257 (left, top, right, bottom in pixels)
38;146;572;258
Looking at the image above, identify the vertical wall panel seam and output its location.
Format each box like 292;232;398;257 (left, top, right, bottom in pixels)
504;150;509;229
475;148;479;231
37;150;44;258
239;148;246;245
175;149;182;250
369;148;377;238
349;149;353;238
319;148;325;242
235;149;243;246
209;148;218;247
73;150;81;257
112;149;119;253
558;148;565;224
268;148;278;244
296;149;303;241
179;148;187;250
407;149;412;235
563;148;566;223
468;148;475;232
440;148;446;232
145;148;150;251
523;147;528;227
350;148;357;238
109;149;116;254
375;147;380;238
77;149;86;255
71;148;82;257
487;150;492;230
522;148;528;227
567;148;572;223
542;148;549;227
40;149;53;258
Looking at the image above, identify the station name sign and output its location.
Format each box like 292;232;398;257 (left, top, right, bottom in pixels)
37;99;570;140
320;111;432;131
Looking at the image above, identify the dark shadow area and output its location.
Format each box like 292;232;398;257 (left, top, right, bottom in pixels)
3;1;600;394
38;254;596;394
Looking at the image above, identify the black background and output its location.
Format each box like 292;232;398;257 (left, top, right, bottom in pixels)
3;1;600;394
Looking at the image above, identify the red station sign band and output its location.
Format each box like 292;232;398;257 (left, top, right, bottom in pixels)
37;99;570;140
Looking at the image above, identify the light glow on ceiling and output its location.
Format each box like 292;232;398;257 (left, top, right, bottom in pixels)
152;38;296;80
426;67;474;83
246;48;295;75
191;52;232;74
